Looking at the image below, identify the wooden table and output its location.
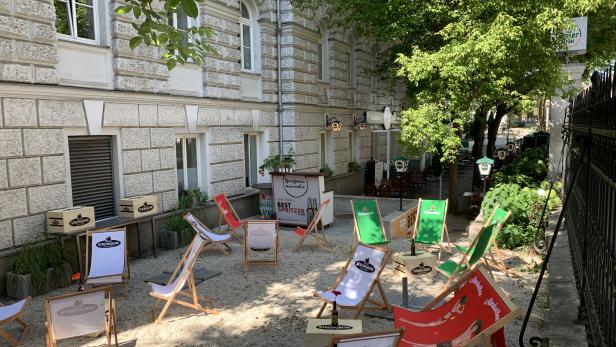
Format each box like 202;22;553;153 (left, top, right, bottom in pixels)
304;319;362;347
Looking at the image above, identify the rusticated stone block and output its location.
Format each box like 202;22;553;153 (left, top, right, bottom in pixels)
2;63;33;82
159;147;174;169
121;128;150;150
8;157;41;187
16;41;57;64
0;188;27;219
0;0;10;14
23;129;63;155
13;214;45;245
0;129;23;157
162;190;178;212
141;149;160;172
124;172;153;196
122;150;141;174
0;159;6;189
38;100;86;126
34;66;57;84
15;0;55;22
103;103;139;126
3;98;37;126
0;38;12;59
158;105;186;126
113;57;146;75
42;155;65;184
149;128;174;148
28;184;66;213
135;77;155;92
116;75;136;90
31;23;56;41
0;220;12;249
197;107;220;126
139;104;158;126
0;15;29;38
152;169;175;192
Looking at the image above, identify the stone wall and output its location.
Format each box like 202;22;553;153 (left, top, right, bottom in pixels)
0;0;58;84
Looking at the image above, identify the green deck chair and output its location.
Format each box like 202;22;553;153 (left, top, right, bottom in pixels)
412;199;452;261
351;199;389;249
437;209;506;288
454;207;511;275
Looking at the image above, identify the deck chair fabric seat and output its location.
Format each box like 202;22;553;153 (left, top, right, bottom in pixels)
85;228;129;296
394;266;521;347
45;286;118;347
351;199;389;249
244;220;279;269
315;244;390;318
0;298;30;347
327;328;404;347
184;213;232;255
455;207;511;255
214;193;246;236
412;199;452;261
294;199;335;252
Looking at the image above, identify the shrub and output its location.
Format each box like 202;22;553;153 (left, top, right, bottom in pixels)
348;161;362;172
320;164;334;178
491;148;548;188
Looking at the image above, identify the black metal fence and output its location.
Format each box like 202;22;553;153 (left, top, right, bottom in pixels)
567;63;616;346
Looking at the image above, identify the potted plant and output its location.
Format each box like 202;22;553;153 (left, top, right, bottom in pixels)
259;151;296;174
348;161;362;172
320;164;334;179
161;213;184;250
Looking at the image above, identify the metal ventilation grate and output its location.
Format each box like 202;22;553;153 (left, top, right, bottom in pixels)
68;136;116;219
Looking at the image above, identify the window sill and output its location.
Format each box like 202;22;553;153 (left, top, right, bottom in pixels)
241;69;261;76
58;38;110;52
58;35;104;47
317;80;329;85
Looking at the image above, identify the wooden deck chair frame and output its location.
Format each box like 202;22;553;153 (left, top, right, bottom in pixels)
183;212;232;255
415;266;521;347
438;211;497;289
149;234;219;324
214;193;246;237
315;244;391;319
294;199;335;252
350;199;389;251
243;220;280;270
412;198;453;262
44;285;118;347
85;227;130;298
0;297;30;347
327;328;404;347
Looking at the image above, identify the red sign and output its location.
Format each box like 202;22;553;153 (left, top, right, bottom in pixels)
394;268;510;346
214;194;242;229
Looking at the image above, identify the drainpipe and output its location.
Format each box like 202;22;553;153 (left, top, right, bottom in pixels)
276;0;283;156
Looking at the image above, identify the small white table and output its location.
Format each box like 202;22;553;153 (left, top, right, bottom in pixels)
304;318;362;347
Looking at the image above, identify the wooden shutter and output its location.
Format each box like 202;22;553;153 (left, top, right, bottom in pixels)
68;136;116;219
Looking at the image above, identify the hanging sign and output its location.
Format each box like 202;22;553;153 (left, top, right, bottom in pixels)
563;17;587;54
383;107;392;130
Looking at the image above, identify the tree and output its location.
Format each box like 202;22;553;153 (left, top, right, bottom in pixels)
115;0;216;70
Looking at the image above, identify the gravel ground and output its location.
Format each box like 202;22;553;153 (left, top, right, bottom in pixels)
2;214;545;346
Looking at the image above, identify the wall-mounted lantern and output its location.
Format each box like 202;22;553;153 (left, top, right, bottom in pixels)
353;114;367;130
326;115;343;132
506;142;515;152
496;148;507;160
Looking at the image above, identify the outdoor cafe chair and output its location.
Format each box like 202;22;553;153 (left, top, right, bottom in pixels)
0;297;30;346
183;212;232;255
85;228;130;298
411;199;453;262
294;199;336;252
244;220;280;270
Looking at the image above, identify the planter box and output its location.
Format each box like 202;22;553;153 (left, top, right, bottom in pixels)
161;230;180;250
6;263;73;299
119;195;158;218
47;206;95;233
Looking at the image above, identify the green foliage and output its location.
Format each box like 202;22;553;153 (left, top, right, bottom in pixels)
481;182;561;249
10;241;67;291
259;152;296;172
492;148;548;187
348;161;362;172
320;164;334;178
115;0;217;70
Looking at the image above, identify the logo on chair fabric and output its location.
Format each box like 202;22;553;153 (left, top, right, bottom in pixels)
316;324;353;330
411;262;433;275
138;202;154;213
57;300;99;317
354;258;376;273
96;236;121;248
69;214;91;227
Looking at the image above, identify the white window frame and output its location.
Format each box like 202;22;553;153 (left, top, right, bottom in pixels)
176;134;202;195
244;132;259;187
318;29;330;82
55;0;100;45
169;9;198;44
240;2;254;72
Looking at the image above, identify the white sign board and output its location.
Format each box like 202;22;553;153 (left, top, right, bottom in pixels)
564;17;587;54
272;174;322;226
383;107;392;130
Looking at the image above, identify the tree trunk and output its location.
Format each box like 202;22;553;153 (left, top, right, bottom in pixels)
448;158;459;214
471;109;488;189
486;103;510;159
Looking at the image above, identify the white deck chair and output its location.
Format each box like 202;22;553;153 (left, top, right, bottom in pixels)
244;220;279;270
0;297;30;346
328;328;404;347
149;234;219;324
85;228;129;297
314;244;391;319
183;213;232;255
45;286;118;347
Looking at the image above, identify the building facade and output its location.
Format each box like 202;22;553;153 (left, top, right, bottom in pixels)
0;0;405;249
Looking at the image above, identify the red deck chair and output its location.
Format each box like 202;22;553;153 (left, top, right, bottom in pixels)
393;265;521;347
214;193;247;237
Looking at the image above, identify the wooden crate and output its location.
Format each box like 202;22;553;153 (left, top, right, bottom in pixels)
47;206;95;233
392;251;437;284
305;319;362;347
119;195;158;218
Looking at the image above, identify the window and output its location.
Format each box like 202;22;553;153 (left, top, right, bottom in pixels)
54;0;98;42
320;131;327;168
348;130;354;162
318;28;329;81
68;136;115;219
176;136;199;197
240;2;253;71
244;134;258;187
317;44;323;80
169;7;197;45
346;52;352;87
